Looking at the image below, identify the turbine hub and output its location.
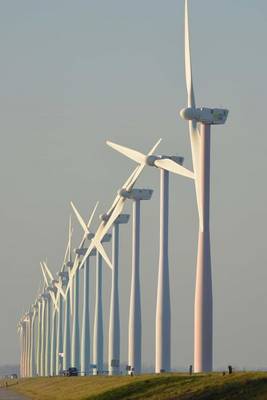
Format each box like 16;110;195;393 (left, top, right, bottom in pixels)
146;155;158;166
99;213;109;222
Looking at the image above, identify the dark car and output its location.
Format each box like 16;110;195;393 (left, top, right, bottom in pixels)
64;367;78;376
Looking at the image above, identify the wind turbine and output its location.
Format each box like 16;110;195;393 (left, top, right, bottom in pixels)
71;258;81;371
42;262;63;376
70;201;99;375
30;303;38;376
40;289;49;376
41;262;60;376
20;318;27;377
49;284;58;376
55;227;73;375
106;140;194;373
25;312;31;377
36;294;43;376
180;0;228;372
71;201;111;375
63;217;74;371
73;203;127;377
18;321;24;377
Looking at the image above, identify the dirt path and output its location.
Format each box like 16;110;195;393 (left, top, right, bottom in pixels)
0;388;30;399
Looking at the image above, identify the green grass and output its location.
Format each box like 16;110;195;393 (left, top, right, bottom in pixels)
8;372;267;400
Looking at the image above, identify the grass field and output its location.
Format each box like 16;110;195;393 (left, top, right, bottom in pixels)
6;372;267;400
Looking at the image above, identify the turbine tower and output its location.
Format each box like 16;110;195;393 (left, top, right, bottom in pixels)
181;0;228;372
120;188;153;375
79;246;95;376
57;270;68;374
40;291;48;376
36;295;43;376
71;263;80;370
30;303;38;376
93;232;111;375
106;141;194;373
106;213;129;375
45;293;51;376
41;262;60;376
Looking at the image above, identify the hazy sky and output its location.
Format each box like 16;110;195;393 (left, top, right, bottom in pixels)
1;0;267;370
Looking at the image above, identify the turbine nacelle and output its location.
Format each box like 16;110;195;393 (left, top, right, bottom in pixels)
180;107;229;125
75;247;88;257
58;271;68;279
119;188;153;201
87;232;95;241
66;261;73;269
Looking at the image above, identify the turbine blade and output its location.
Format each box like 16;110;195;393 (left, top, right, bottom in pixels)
95;242;112;269
71;201;89;234
40;263;49;287
43;262;54;282
106;141;147;165
154;158;194;179
41;262;58;310
189;123;203;230
185;0;196;108
68;215;72;262
148;138;162;156
69;274;73;316
106;166;140;217
61;240;70;273
54;282;66;300
106;139;161;217
71;139;162;279
87;201;99;230
125;138;162;192
97;198;125;243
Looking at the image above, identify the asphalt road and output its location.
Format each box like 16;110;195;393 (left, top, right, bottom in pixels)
0;388;30;399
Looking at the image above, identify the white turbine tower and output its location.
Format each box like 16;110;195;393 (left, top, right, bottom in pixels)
93;232;111;375
25;312;31;377
71;261;80;370
106;141;194;373
42;262;64;376
18;322;23;377
30;303;38;376
106;213;129;375
120;188;153;375
41;262;60;376
20;319;27;377
36;294;43;376
180;0;228;372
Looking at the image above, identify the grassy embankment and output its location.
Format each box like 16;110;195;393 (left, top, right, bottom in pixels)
6;372;267;400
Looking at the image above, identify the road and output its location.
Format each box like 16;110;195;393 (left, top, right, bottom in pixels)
0;388;30;399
